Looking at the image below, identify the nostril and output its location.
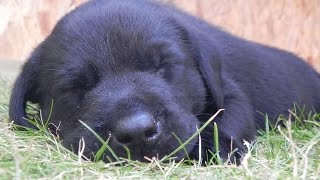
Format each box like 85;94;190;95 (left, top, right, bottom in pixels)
144;123;159;138
145;127;157;138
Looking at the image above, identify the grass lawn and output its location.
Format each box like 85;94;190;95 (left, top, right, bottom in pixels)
0;75;319;179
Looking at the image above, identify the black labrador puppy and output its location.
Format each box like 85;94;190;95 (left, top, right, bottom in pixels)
9;0;320;164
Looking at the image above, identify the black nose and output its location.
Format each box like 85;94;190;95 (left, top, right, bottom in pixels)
114;112;160;145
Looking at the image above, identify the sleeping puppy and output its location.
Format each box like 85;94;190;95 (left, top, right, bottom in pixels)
9;0;320;164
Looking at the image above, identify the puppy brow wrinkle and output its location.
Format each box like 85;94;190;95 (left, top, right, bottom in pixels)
9;0;320;165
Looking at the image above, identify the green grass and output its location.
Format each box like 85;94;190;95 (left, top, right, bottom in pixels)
0;76;319;179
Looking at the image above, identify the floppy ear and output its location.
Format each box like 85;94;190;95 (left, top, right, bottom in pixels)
9;48;41;128
183;26;224;109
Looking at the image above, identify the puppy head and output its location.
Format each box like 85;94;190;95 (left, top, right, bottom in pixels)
10;0;222;161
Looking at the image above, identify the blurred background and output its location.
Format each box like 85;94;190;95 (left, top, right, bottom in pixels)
0;0;319;77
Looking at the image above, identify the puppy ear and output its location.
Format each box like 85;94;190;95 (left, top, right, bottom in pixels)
183;26;224;109
9;49;41;128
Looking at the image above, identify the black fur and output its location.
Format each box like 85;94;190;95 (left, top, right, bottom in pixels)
9;0;320;164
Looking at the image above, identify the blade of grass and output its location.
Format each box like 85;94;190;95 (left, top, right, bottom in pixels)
213;122;222;165
79;120;120;162
160;109;224;163
94;136;111;161
45;99;54;127
172;133;190;162
124;146;132;160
